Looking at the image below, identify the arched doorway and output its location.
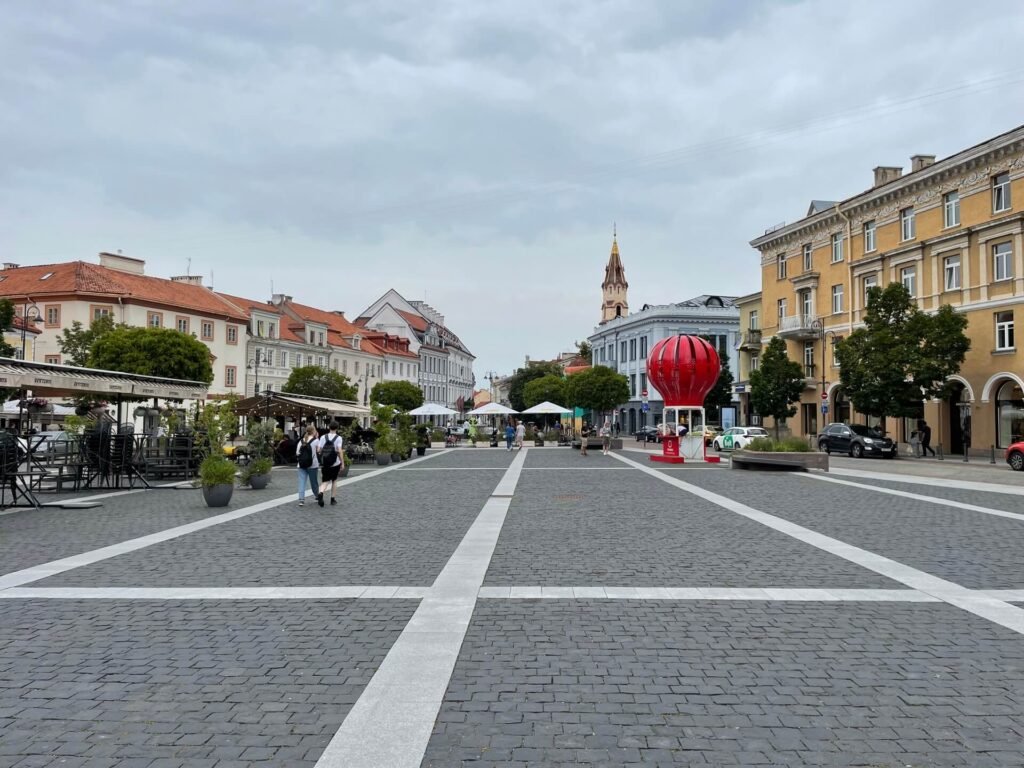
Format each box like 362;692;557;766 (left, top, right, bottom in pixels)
832;388;851;425
628;408;637;435
947;382;968;455
995;379;1024;448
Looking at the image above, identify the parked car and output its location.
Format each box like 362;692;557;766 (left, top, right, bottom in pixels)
818;423;896;458
34;430;73;458
634;426;661;443
698;425;718;445
712;427;769;451
1006;440;1024;471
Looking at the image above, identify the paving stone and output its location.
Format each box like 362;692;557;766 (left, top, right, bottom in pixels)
0;599;415;766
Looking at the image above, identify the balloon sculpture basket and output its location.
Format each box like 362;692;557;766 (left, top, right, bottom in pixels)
648;406;721;465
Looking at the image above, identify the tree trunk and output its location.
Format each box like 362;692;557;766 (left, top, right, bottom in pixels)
774;421;780;441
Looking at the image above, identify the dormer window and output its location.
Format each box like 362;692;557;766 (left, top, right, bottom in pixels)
351;334;361;350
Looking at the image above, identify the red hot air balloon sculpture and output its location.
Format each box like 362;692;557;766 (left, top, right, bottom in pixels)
646;335;722;464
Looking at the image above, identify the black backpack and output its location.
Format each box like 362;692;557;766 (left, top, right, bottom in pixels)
321;435;338;468
297;439;314;469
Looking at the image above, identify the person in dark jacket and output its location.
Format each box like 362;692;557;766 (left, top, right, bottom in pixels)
918;419;936;457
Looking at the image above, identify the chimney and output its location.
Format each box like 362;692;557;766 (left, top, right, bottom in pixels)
2;263;19;270
98;252;146;274
271;293;291;306
910;154;936;172
170;275;204;286
872;166;903;188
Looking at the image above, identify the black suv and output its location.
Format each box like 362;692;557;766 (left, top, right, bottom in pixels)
818;423;896;459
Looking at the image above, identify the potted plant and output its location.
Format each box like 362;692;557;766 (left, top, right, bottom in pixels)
240;420;275;490
395;412;416;460
375;433;392;465
200;454;237;506
340;452;352;477
416;425;429;456
371;404;395;465
194;396;240;507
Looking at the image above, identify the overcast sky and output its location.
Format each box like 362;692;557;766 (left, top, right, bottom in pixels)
3;1;1024;380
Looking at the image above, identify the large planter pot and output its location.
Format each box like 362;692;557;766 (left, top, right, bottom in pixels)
391;452;403;462
248;474;270;490
339;464;351;478
202;483;234;507
731;450;829;472
376;453;392;466
416;446;427;456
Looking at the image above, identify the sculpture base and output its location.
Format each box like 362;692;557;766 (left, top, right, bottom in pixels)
650;455;685;464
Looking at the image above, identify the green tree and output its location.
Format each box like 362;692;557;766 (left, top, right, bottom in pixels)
507;361;562;412
523;374;567;408
370;380;424;411
703;354;735;423
58;315;117;366
836;283;969;426
89;326;214;383
565;365;629;422
575;340;593;364
284;365;358;401
749;336;805;440
0;299;16;358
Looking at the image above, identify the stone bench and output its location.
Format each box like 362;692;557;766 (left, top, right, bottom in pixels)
730;450;829;472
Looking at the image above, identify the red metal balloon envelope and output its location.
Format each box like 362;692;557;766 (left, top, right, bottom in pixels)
646;335;721;407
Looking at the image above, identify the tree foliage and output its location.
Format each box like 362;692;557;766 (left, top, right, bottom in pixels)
0;299;15;358
566;365;629;416
508;361;562;412
284;365;358;401
370;380;424;411
575;340;593;364
89;326;214;384
523;374;567;409
749;336;805;440
703;353;735;422
58;315;117;366
835;283;969;422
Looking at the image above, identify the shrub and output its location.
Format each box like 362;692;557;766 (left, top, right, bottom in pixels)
199;455;237;487
745;437;811;452
240;457;272;486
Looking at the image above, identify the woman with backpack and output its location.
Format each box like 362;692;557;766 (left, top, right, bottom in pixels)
296;424;321;507
317;421;344;506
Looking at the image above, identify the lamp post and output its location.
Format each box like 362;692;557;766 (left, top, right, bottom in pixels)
21;301;40;360
810;319;840;431
247;349;270;419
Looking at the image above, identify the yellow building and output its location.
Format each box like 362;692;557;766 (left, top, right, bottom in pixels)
750;124;1024;455
733;292;762;427
4;315;41;361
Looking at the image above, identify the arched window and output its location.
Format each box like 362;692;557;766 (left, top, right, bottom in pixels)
615;305;622;317
996;379;1024;448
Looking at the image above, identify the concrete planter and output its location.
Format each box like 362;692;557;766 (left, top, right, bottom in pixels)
376;454;391;466
202;483;234;507
731;450;829;472
248;474;270;490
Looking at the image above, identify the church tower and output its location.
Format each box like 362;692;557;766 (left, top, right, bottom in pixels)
600;226;629;323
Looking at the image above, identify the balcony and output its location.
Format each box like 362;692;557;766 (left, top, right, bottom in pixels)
738;329;762;351
778;313;819;340
803;362;818;387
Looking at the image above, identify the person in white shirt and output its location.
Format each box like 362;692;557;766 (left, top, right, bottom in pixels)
317;421;344;507
514;421;526;450
296;424;321;507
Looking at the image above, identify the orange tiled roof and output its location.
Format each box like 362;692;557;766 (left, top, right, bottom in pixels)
397;309;429;333
284;300;385;358
215;293;303;343
9;315;41;335
0;262;248;322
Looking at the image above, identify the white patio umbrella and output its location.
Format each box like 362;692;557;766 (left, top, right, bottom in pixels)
408;403;459;417
466;402;518;416
520;401;571;414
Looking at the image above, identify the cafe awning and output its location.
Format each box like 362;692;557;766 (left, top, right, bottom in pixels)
0;357;209;400
234;390;370;418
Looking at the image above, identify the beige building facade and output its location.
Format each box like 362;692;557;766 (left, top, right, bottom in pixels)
750;125;1024;455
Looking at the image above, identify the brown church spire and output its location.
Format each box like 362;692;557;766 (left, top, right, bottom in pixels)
600;225;629;323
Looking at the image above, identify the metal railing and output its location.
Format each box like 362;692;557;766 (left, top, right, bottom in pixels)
779;313;817;333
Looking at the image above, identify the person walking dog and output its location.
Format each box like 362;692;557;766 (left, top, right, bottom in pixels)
317;421;344;506
296;424;321;506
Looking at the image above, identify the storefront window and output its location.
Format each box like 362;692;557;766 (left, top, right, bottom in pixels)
996;380;1024;448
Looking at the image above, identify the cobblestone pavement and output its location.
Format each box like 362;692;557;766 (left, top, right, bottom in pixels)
3;447;1024;767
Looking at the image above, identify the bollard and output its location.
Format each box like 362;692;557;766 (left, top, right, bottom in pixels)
963;446;968;462
937;444;944;460
991;445;997;465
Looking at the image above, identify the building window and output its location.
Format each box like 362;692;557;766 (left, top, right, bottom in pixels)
901;266;917;297
147;312;162;328
44;354;61;365
831;284;844;314
799;289;813;320
944;255;961;291
900;207;915;241
44;304;61;328
629;339;636;360
280;351;287;368
256;320;265;338
226;325;238;344
176;316;190;334
831;233;844;263
640;372;647;393
92;305;113;321
620;341;627;362
862;274;878;306
862;221;876;253
993;242;1013;282
996;311;1015;351
355;361;360;376
777;254;787;279
318;355;325;368
749;310;759;330
630;374;636;397
994;172;1012;212
318;331;325;346
802;243;812;271
777;298;787;321
750;354;759;371
201;321;214;341
943;191;960;227
996;379;1024;448
295;353;303;368
343;359;348;374
225;366;237;387
268;324;276;339
640;336;647;358
309;330;315;344
832;338;842;368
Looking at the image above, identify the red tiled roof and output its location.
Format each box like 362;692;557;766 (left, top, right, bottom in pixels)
397;309;429;333
284;300;385;358
215;293;302;343
0;262;248;321
9;315;41;334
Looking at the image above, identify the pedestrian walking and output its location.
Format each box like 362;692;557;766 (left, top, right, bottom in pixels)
919;419;936;457
296;424;321;506
504;421;515;451
317;421;344;506
515;421;526;450
599;420;612;455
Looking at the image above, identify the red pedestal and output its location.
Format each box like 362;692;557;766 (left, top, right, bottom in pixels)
650;435;685;464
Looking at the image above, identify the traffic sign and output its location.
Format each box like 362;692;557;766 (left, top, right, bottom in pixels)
641;389;648;398
820;391;828;400
642;403;650;412
821;404;829;414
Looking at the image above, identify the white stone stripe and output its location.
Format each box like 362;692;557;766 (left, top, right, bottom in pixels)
611;452;1024;636
395;467;506;471
476;586;934;601
314;448;529;768
829;467;1024;496
0;450;449;591
0;586;431;600
982;590;1024;601
803;473;1024;522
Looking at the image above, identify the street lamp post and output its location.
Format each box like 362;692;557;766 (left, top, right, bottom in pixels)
247;349;270;419
21;301;40;360
810;319;840;430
